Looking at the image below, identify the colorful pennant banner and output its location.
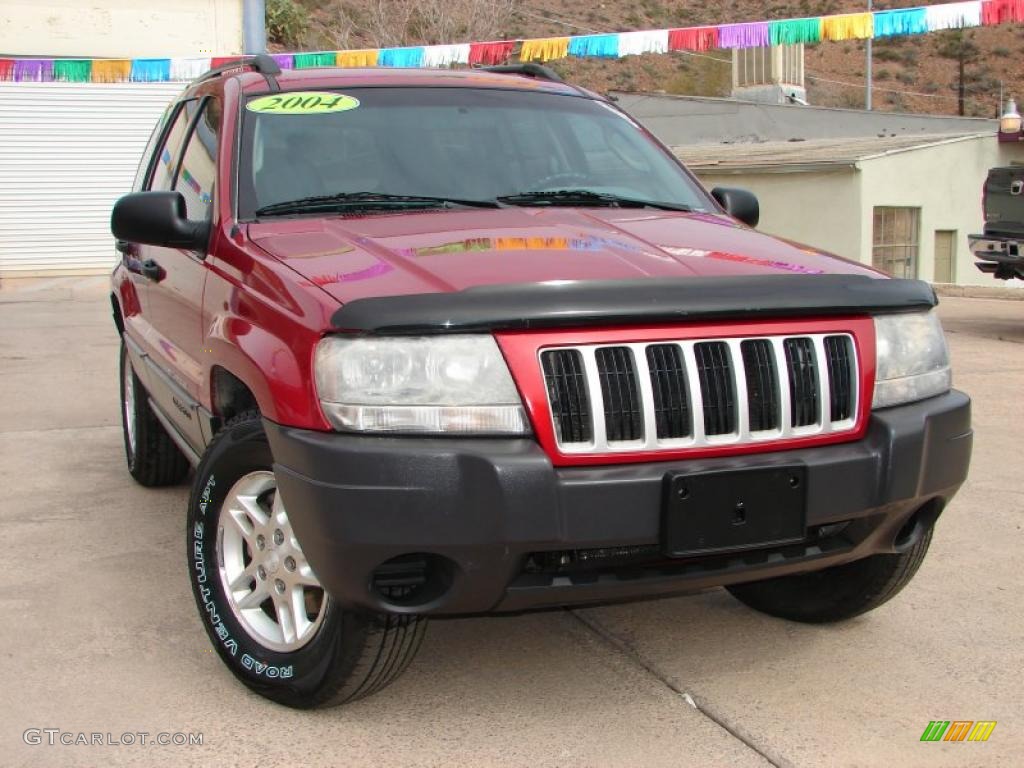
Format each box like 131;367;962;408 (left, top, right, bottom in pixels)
0;0;1017;84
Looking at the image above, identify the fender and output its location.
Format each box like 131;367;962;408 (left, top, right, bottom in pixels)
203;319;311;425
203;236;337;430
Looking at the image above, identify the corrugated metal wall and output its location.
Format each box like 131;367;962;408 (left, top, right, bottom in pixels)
0;82;184;275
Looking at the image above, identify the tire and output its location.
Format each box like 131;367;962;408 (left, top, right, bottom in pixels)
187;411;426;709
726;528;934;624
120;341;190;487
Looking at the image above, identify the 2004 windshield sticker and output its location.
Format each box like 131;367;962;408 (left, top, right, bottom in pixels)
246;92;360;115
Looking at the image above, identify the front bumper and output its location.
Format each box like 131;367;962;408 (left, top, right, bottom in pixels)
265;390;972;616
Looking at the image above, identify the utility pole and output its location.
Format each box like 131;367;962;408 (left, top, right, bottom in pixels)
958;53;965;116
243;0;267;54
865;0;873;110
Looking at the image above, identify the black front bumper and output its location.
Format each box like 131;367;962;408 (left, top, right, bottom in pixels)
265;390;972;615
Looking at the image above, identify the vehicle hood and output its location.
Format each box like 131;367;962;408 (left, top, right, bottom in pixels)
247;208;880;305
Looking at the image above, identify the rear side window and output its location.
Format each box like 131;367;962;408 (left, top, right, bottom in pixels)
175;98;220;220
132;104;177;192
148;101;194;192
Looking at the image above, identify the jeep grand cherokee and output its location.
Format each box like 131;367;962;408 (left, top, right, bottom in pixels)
109;56;972;708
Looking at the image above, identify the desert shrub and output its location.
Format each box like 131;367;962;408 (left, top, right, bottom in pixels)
266;0;309;48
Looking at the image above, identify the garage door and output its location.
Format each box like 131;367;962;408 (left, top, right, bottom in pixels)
0;81;184;275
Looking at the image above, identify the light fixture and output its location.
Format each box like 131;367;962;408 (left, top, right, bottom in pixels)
998;98;1022;142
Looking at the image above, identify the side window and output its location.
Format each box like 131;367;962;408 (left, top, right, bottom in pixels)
148;101;194;192
132;104;177;192
175;98;220;220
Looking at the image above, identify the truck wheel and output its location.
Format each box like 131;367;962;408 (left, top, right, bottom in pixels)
120;341;190;487
187;411;426;708
726;528;933;623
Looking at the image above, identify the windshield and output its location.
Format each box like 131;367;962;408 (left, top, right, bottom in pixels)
237;87;712;218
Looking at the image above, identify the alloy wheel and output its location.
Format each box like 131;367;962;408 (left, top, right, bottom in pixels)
217;471;327;652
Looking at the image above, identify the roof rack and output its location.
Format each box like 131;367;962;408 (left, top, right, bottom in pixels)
479;63;563;83
195;54;281;90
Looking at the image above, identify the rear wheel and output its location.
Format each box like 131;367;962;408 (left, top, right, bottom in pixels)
187;411;426;708
120;341;190;487
726;529;933;623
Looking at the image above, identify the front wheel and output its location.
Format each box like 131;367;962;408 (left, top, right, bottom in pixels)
187;411;426;708
726;528;933;624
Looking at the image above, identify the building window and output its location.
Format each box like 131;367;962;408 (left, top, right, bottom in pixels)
733;45;805;88
872;207;920;278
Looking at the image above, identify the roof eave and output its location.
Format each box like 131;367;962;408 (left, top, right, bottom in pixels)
685;162;859;175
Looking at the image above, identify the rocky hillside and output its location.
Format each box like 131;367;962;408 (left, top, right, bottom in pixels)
274;0;1024;116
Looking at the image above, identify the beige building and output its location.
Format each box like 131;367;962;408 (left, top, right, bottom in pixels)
676;133;1024;287
0;0;244;58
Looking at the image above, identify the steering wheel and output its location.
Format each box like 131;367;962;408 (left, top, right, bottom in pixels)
531;171;590;190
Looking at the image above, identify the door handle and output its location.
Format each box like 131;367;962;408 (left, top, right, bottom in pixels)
126;257;165;282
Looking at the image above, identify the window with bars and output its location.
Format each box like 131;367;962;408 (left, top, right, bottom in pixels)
733;45;805;88
872;207;920;278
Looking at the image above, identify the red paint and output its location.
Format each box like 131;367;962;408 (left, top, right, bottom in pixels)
496;317;876;466
249;209;877;306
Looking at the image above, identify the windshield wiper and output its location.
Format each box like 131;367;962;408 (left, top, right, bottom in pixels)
497;189;694;212
255;192;500;217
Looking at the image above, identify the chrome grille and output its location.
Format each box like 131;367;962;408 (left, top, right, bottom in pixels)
539;333;859;454
693;341;736;436
784;337;819;427
541;349;592;444
646;344;691;439
741;339;780;432
594;347;643;441
824;335;855;421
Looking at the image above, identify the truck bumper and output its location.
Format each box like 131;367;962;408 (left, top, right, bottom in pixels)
265;390;972;616
969;234;1024;279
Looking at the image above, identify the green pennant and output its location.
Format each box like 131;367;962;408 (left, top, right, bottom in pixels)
53;59;92;82
293;52;336;69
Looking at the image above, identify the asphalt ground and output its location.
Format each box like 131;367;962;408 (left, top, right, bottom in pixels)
1;276;1021;767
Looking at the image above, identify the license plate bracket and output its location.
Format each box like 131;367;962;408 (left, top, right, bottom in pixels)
662;466;807;557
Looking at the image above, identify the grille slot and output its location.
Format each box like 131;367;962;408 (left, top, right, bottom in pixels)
694;342;736;436
541;349;592;444
824;335;855;422
784;337;820;427
646;344;691;439
540;332;857;454
594;347;643;441
741;339;780;431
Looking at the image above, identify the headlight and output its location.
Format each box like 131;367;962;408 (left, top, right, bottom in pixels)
314;335;529;434
872;310;951;409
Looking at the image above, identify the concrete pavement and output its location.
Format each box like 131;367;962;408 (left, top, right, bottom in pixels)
1;277;1021;767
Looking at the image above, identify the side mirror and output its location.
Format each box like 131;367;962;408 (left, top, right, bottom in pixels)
111;191;210;252
711;187;759;228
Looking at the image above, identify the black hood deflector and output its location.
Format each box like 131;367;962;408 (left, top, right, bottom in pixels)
329;275;937;335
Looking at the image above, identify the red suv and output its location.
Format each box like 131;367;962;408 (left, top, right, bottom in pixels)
110;56;972;709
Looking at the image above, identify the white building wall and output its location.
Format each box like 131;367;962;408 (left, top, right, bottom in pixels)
694;169;864;265
0;0;243;57
857;136;1024;287
695;137;1024;287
